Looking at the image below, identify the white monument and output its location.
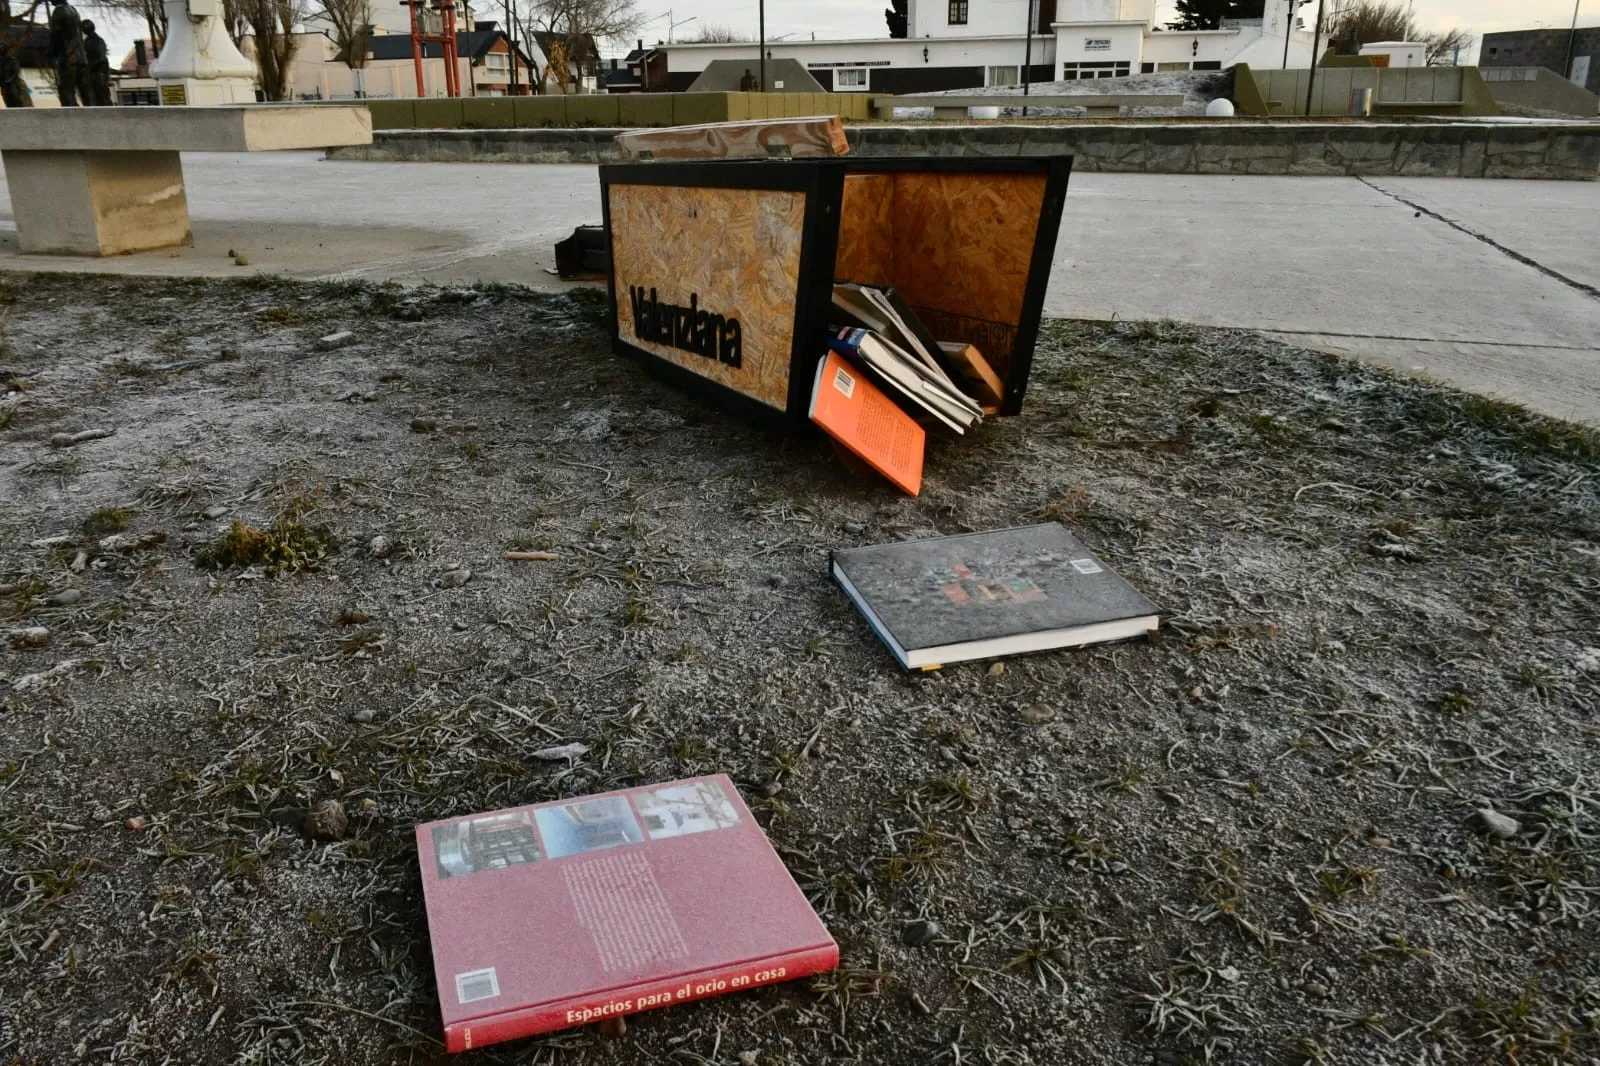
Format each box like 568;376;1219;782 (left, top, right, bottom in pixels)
148;0;257;105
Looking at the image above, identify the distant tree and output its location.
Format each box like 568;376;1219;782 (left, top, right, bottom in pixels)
1168;0;1263;31
314;0;372;94
685;24;745;43
1322;0;1472;66
519;0;640;93
885;0;906;38
92;0;167;49
230;0;304;99
1423;26;1473;66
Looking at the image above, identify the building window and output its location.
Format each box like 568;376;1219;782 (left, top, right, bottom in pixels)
1140;62;1154;73
835;67;868;90
987;65;1019;86
1062;61;1130;80
948;0;967;25
486;52;510;75
1193;60;1222;70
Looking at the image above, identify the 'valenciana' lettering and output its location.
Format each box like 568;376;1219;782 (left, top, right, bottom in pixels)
628;286;743;369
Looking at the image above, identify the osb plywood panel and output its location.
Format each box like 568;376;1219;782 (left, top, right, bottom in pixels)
836;174;896;285
614;117;849;161
610;183;807;412
886;172;1047;382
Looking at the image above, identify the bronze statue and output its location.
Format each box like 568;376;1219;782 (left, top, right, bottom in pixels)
48;0;88;106
0;49;32;107
82;18;112;105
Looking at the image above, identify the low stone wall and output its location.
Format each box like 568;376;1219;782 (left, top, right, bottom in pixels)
327;121;1600;180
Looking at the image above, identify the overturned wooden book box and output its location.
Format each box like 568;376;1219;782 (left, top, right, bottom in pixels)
599;156;1071;426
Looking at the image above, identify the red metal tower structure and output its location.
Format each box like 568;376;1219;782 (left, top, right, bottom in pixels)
408;0;462;98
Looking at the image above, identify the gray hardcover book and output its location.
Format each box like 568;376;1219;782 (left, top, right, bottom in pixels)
831;523;1159;670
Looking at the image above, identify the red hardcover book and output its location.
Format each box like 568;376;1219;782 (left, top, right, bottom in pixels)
416;775;838;1052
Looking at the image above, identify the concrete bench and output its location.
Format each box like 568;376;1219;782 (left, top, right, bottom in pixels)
872;93;1186;121
0;105;372;256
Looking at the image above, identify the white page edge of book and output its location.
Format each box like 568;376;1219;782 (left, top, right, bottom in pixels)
901;615;1160;670
831;560;912;669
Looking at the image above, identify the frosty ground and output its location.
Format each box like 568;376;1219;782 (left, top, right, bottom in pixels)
1;272;1597;1066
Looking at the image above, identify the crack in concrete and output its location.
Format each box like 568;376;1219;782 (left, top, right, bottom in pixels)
1359;177;1600;302
1260;327;1599;352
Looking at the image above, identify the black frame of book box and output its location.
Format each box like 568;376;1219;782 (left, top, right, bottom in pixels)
599;155;1072;430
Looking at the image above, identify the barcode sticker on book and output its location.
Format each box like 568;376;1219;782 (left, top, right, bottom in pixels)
456;967;501;1004
1070;558;1103;575
833;366;855;398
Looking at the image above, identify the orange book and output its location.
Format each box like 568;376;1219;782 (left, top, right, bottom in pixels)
809;351;925;496
938;341;1005;411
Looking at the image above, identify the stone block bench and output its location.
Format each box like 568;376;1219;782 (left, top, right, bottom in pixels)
872;94;1186;120
0;105;372;256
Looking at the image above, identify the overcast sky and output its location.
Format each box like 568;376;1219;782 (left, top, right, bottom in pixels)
93;0;1598;75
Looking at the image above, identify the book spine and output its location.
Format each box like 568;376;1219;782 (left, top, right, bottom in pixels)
443;943;840;1053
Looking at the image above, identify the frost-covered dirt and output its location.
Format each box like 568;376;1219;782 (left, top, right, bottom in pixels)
2;273;1598;1066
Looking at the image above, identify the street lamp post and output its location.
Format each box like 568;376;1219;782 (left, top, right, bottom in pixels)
1566;0;1583;82
1304;0;1325;115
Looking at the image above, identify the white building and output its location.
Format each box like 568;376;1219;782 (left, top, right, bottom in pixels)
662;0;1317;93
1359;41;1426;68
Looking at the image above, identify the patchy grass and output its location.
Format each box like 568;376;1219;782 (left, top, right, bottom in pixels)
0;274;1596;1066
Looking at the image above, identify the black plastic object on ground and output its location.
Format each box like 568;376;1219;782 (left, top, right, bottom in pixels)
554;225;610;278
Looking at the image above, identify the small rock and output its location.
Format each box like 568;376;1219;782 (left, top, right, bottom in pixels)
986;662;1005;677
7;626;50;648
435;568;471;589
1189;685;1204;700
738;1052;759;1066
597;1016;626;1040
46;588;83;607
69;550;88;572
759;779;782;798
49;432;75;448
410;417;438;433
234;254;250;266
367;535;394;559
1472;808;1520;840
349;708;376;724
334;609;371;626
227;248;237;257
316;331;356;351
451;620;469;631
360;798;377;811
843;521;866;535
203;505;229;520
1019;703;1056;724
100;531;165;553
902;919;941;948
1107;860;1131;875
124;815;148;831
1217;965;1240;983
1301;980;1330;999
531;742;589;762
767;574;787;588
1575;647;1600;675
302;799;348;842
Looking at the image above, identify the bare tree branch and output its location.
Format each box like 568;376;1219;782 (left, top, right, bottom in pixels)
230;0;306;100
313;0;372;69
91;0;166;49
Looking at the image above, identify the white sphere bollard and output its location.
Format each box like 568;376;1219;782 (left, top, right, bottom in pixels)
1205;98;1236;118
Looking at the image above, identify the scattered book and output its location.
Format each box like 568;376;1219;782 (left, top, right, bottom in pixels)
417;775;838;1052
938;341;1004;412
832;283;957;383
831;523;1159;670
828;327;982;435
809;349;925;495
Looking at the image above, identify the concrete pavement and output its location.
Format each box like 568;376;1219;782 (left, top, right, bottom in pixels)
0;152;1595;423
